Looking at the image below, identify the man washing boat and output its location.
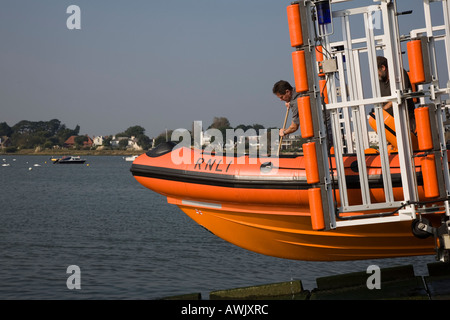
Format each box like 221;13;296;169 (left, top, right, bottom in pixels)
272;80;300;137
272;80;333;150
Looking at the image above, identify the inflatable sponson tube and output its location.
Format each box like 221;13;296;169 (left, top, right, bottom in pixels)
146;141;177;158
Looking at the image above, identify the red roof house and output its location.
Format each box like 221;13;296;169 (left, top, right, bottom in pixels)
64;135;93;148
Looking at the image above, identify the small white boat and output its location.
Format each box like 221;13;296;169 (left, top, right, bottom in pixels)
125;155;139;161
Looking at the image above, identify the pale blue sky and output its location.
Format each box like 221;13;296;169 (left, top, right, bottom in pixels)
0;0;445;137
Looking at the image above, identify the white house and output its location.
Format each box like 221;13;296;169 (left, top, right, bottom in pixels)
92;136;105;146
110;135;143;150
128;136;143;151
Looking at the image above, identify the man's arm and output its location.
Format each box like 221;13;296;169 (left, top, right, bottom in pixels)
280;122;299;137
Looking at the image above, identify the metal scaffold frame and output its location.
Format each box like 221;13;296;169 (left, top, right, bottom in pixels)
324;0;421;224
289;0;450;256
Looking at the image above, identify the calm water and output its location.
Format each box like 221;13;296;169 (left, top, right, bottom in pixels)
0;155;435;299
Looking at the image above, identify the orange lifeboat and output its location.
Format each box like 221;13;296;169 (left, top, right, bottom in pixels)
131;142;448;261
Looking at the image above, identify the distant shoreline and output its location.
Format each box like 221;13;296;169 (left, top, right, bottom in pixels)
0;148;304;156
0;149;144;156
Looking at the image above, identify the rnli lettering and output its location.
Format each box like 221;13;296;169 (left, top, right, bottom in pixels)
214;160;222;172
194;158;204;169
194;158;232;172
205;159;216;171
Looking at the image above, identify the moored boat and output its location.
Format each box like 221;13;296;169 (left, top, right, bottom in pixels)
125;155;139;162
53;156;86;164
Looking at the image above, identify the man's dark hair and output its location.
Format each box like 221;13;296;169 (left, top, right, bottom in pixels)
377;56;388;70
272;80;293;95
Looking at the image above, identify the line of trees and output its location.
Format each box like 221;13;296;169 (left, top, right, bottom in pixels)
0;119;80;152
0;120;153;152
0;116;294;153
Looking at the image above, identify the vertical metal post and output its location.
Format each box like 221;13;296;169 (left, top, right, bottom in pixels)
352;106;372;206
442;0;450;86
341;16;355;154
382;0;419;215
336;52;353;153
352;50;370;150
301;0;337;230
374;105;395;203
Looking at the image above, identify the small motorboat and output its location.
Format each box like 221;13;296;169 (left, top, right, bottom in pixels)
125;155;139;162
53;156;86;164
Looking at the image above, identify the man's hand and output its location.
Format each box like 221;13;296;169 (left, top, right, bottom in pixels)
383;101;392;111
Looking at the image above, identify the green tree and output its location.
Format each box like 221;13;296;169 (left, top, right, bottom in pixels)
46;119;62;136
12;120;33;134
154;130;173;146
136;134;152;150
252;124;265;135
6;119;80;150
208;117;232;139
102;136;112;147
0;122;12;137
116;125;146;138
124;125;146;137
74;135;88;148
235;124;252;132
208;117;231;130
118;138;129;149
56;124;80;145
116;125;151;149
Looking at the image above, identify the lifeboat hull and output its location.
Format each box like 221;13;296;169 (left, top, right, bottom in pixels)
130;143;445;261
